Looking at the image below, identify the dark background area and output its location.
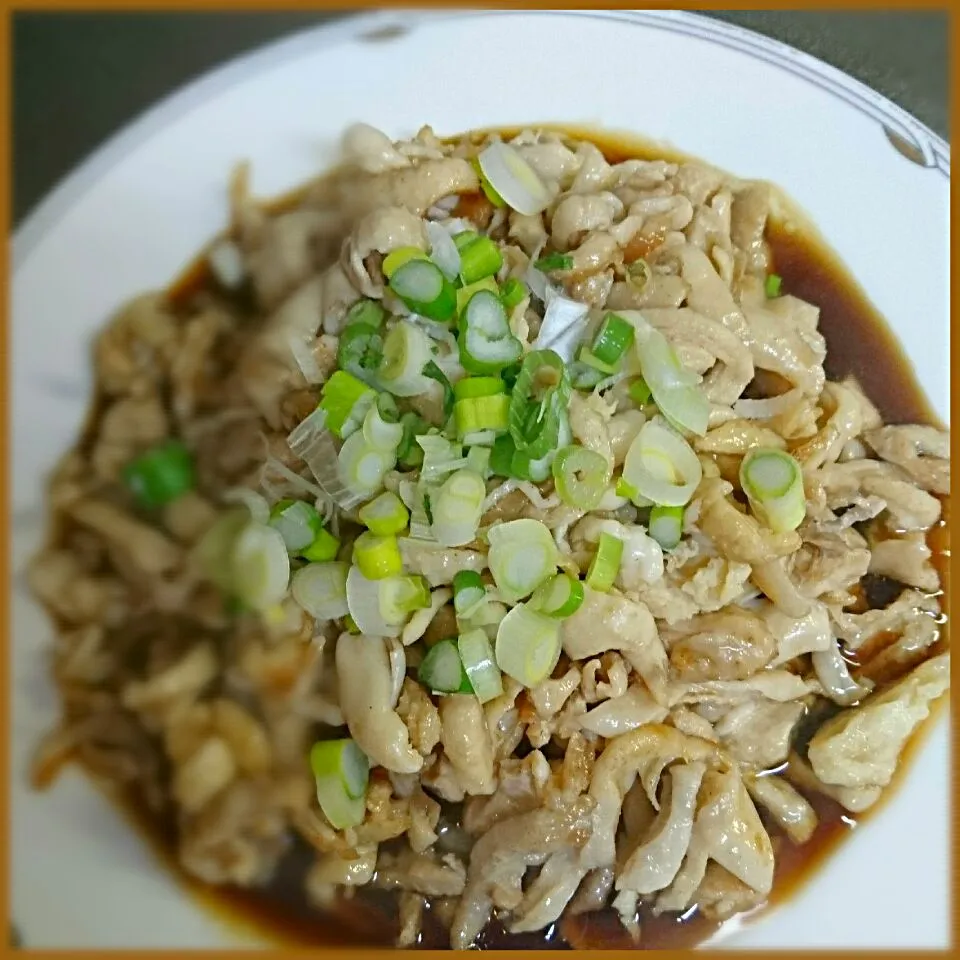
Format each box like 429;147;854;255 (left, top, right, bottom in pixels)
12;9;949;226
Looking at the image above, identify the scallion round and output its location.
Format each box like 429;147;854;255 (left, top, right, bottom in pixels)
269;498;322;553
590;312;635;367
380;574;431;623
291;561;349;620
453;376;505;401
454;394;510;439
586;531;623;593
362;397;404;452
344;298;386;328
418;639;473;694
310;738;369;830
476;141;552;216
301;526;341;563
648;504;684;550
337;432;393;501
378;322;433;396
319;370;377;438
458;235;504;286
453;570;486;617
458;290;523;375
359;491;409;536
353;531;403;580
230;522;291;611
552;445;611;510
337;322;384;387
500;277;527;311
495;604;562;688
621;419;703;507
487;518;558;603
389;258;457;322
457;628;503;703
740;448;806;533
530;573;584;619
382;245;429;279
431;469;486;547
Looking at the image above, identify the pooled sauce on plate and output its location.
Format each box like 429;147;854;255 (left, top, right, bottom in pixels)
52;129;951;950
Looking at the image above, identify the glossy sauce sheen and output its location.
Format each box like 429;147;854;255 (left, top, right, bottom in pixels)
115;130;950;949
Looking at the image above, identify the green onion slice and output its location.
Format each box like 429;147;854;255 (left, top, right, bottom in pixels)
453;570;486;617
495;603;562;688
230;522;291;611
389;259;457;322
586;531;623;593
431;469;486;547
301;526;341;563
470;156;508;208
380;574;431;623
590;312;636;367
456;276;499;317
765;273;783;298
500;276;527;311
310;738;369;830
337;322;384;387
359;491;410;536
458;290;523;375
530;573;584;619
487;518;558;603
353;531;404;580
382;246;429;279
629;377;652;405
418;638;473;694
457;628;503;703
337;431;394;501
452;230;480;252
534;252;574;272
458;235;504;286
122;439;195;509
475;142;551;215
423;360;456;419
319;370;377;438
397;412;429;467
269;498;323;553
453;376;505;401
344;298;387;329
454;394;510;439
291;561;350;620
552;445;611;510
508;349;570;460
378;322;433;397
362;397;404;452
621;419;703;507
739;448;806;533
648;504;684;550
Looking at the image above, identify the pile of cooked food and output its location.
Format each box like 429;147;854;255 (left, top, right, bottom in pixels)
29;123;949;949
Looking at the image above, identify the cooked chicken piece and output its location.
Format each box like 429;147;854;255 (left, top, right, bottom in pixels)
579;653;629;704
729;183;771;274
714;698;805;768
865;425;950;495
830;588;941;651
437;694;496;797
744;773;817;844
398;538;486;587
342;122;413;173
807;653;949;798
376;848;467;897
664;609;776;682
789;527;872;598
669;670;818;708
763;600;834;665
579;686;669;738
867;535;940;592
550;192;624;251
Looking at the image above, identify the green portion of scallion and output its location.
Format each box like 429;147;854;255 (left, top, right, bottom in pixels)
739;447;806;533
508;349;570;460
353;531;403;580
500;276;527;311
487;518;558;604
765;273;783;298
382;245;429;279
422;360;456;418
648;504;684;550
300;526;341;563
452;230;480;252
122;439;195;509
458;235;504;286
388;258;457;322
344;298;387;329
310;738;369;830
534;252;574;272
418;638;473;694
359;491;409;536
453;376;505;402
494;603;562;688
454;394;510;439
319;370;376;438
397;412;429;468
470;156;507;208
586;532;623;593
269;498;322;553
590;313;635;368
456;276;500;317
337;323;384;387
552;445;611;511
457;628;503;703
458;290;523;375
628;377;652;405
530;572;584;619
453;570;486;617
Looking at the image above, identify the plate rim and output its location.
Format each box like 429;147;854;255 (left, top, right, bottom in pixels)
12;8;949;271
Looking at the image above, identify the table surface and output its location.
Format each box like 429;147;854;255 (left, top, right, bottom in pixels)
12;9;949;227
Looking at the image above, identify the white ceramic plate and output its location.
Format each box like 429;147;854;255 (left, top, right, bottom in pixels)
11;9;950;949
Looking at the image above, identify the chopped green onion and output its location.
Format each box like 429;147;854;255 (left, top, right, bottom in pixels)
418;638;473;694
378;321;433;397
586;531;623;592
739;448;806;533
361;397;404;452
500;277;527;311
577;344;617;375
422;360;456;418
456;276;500;316
495;603;562;688
337;431;393;501
569;361;607;390
458;290;523;375
230;522;291;611
452;230;480;252
487;518;558;603
454;394;510;439
466;444;492;476
629;377;652;405
765;273;783;298
122;440;195;509
431;469;486;547
511;448;554;483
389;259;457;322
382;245;429;279
344;298;387;329
311;738;369;830
470;156;507;208
648;504;684;550
453;376;505;401
319;370;377;438
301;526;341;562
359;491;409;536
622;419;703;507
291;561;349;620
508;349;569;460
353;531;403;580
458;235;504;286
337;323;384;387
453;570;486;616
418;434;465;483
380;574;431;622
269;498;322;553
530;572;584;619
343;614;361;634
476;141;551;216
552;445;611;511
397;412;428;467
534;252;574;272
500;361;522;389
590;313;635;367
457;628;503;703
490;434;519;478
615;475;654;508
627;258;650;290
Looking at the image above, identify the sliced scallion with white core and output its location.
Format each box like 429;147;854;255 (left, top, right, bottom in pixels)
337;431;393;501
378;322;434;397
361;397;404;452
425;220;462;281
454;394;510;439
477;141;552;216
431;469;486;547
230;522;291;611
269;498;322;553
382;245;429;279
530;573;584;619
418;639;473;694
621;419;703;507
318;371;377;439
379;574;431;623
458;628;503;703
388;258;457;322
353;531;404;580
301;526;340;562
495;604;562;688
531;287;591;363
458;235;504;286
487;518;558;603
453;570;486;617
359;491;409;536
552;445;611;510
586;531;623;593
310;738;369;830
291;561;350;620
740;448;806;533
459;290;523;375
648;504;684;550
346;564;401;637
589;313;635;367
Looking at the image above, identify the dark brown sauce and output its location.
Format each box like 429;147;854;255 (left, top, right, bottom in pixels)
90;128;950;949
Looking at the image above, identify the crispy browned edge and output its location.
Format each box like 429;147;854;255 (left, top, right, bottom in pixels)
3;2;955;957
